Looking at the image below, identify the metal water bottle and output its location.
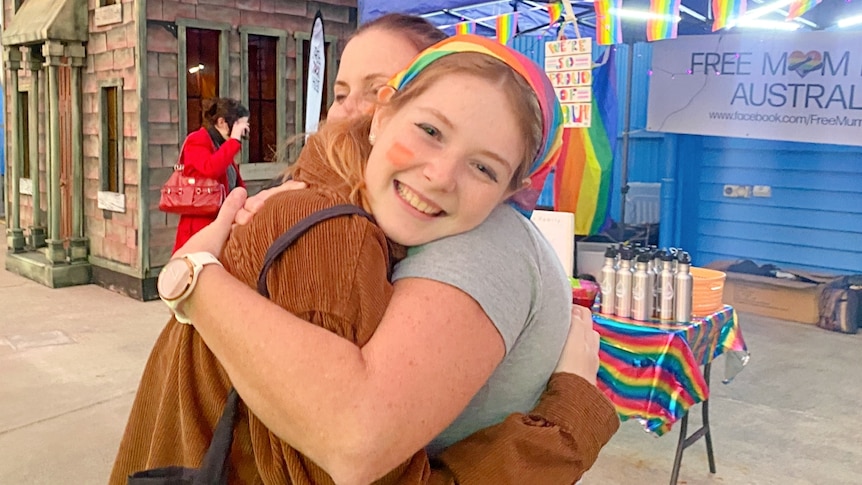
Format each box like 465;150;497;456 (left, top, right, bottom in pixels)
615;247;634;318
669;247;680;272
650;248;662;317
631;253;651;321
674;251;693;323
658;250;675;320
600;246;617;315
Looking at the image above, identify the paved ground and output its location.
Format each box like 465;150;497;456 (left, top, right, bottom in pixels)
0;232;166;484
2;222;861;484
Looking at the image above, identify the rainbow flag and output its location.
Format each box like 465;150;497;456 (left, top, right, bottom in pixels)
711;0;747;31
555;48;617;235
548;2;564;25
787;0;820;19
594;0;622;45
647;0;681;41
454;21;476;35
496;12;518;45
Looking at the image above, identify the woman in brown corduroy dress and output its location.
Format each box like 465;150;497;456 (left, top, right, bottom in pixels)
111;46;619;485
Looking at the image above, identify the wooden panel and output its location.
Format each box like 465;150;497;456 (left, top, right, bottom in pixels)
59;63;72;242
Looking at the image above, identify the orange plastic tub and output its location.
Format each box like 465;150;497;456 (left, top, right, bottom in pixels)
690;267;726;317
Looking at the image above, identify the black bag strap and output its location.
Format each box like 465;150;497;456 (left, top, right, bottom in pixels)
257;204;374;298
192;389;241;484
192;204;373;484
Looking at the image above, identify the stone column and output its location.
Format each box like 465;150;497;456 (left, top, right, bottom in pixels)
4;47;25;252
68;43;88;263
24;47;46;248
42;41;65;264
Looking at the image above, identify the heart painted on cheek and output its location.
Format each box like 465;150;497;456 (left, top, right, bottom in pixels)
386;142;415;168
788;50;823;78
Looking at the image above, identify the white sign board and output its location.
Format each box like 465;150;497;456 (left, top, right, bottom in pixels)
530;210;575;277
545;38;592;128
647;31;862;147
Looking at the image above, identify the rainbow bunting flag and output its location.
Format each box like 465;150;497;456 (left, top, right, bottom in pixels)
548;2;564;25
496;12;518;45
711;0;747;31
554;47;617;235
594;0;623;45
647;0;681;41
787;0;820;20
454;21;477;35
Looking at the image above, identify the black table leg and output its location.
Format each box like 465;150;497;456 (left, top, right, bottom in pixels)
702;363;716;473
668;362;715;485
669;410;689;485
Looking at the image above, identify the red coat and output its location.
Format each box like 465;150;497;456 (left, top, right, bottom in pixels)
172;127;245;253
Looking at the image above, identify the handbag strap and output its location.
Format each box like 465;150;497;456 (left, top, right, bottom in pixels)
257;204;374;298
192;388;241;485
174;136;191;172
192;203;374;484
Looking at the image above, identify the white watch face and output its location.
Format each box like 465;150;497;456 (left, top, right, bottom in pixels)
158;258;193;300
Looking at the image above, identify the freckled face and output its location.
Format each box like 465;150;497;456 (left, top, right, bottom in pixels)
364;74;526;247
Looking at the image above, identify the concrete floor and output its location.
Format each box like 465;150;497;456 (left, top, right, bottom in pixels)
1;227;861;484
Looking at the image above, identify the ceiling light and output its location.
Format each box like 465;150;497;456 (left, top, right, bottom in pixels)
609;8;681;22
742;0;795;21
188;64;204;74
837;14;862;28
733;19;801;30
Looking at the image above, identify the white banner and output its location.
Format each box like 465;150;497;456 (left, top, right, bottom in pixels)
545;37;592;127
304;11;325;135
647;31;862;147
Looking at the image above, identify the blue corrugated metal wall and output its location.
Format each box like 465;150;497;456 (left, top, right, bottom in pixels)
678;136;862;274
522;36;862;274
610;43;666;223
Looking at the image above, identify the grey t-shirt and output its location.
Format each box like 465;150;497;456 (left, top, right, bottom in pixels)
392;204;572;456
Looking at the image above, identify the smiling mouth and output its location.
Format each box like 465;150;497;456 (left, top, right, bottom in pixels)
395;181;445;217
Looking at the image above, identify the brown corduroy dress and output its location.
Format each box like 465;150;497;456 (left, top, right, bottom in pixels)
110;131;620;485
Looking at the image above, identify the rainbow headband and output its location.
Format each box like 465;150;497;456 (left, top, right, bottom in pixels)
388;34;565;215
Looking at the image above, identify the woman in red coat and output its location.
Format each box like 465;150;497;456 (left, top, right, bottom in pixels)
173;98;250;252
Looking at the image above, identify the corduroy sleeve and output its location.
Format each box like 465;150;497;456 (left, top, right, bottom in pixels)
420;373;620;484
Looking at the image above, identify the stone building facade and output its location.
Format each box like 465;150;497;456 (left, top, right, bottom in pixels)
3;0;355;299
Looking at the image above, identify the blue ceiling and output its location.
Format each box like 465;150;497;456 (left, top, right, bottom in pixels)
358;0;862;42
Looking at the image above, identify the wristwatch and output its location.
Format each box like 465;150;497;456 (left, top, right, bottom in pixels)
157;252;223;324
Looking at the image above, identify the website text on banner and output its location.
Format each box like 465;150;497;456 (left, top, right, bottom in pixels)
646;31;862;147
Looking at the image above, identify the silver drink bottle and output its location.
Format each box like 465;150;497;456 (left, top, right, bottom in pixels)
657;250;675;320
631;253;651;321
600;246;617;315
674;251;693;323
615;247;634;318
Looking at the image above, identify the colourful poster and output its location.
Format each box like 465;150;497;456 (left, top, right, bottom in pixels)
545;38;592;128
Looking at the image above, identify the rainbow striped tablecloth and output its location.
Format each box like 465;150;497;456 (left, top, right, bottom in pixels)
592;305;749;436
